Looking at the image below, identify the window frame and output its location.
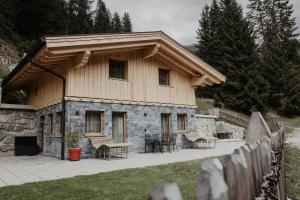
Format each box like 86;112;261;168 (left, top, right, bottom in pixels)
177;114;187;132
85;111;104;135
158;68;170;86
108;58;128;80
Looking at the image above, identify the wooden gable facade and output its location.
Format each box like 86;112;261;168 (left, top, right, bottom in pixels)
2;32;225;109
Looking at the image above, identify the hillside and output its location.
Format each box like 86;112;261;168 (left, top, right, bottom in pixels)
0;39;20;78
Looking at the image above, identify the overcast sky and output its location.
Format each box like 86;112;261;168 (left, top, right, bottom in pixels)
102;0;299;45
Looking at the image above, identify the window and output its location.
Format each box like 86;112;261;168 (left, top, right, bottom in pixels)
48;114;53;135
159;69;170;86
85;111;104;133
109;59;127;80
177;114;187;131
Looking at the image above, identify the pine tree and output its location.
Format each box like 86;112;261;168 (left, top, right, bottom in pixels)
111;13;123;33
247;0;299;114
16;0;68;40
122;12;132;32
196;0;269;114
67;0;93;34
196;0;222;72
93;0;111;33
0;0;19;42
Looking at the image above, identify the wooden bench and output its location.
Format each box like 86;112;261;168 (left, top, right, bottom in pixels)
89;136;129;160
182;132;217;149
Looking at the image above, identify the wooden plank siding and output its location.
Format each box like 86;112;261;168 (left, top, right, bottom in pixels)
26;51;196;109
26;63;65;108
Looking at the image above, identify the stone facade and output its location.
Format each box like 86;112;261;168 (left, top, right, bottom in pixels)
65;101;197;158
35;103;62;158
0;107;36;156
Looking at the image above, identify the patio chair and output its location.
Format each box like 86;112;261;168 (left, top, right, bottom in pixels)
161;134;171;153
88;136;129;160
152;134;163;153
144;134;154;153
170;133;178;152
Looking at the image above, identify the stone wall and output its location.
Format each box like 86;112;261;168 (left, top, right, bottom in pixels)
195;114;245;139
195;114;217;138
65;101;197;158
216;121;245;139
35;103;62;158
0;104;36;156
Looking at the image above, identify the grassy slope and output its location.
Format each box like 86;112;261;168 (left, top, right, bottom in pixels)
269;111;300;199
0;159;204;200
286;145;300;200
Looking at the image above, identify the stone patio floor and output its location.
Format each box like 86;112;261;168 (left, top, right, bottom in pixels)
0;141;244;188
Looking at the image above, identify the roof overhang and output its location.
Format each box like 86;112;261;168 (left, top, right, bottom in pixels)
2;31;226;91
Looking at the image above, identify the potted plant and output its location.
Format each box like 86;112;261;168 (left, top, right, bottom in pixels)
66;132;81;161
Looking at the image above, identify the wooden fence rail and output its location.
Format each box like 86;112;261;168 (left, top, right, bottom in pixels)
149;113;286;200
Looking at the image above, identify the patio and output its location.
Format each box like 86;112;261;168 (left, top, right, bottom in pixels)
0;141;243;187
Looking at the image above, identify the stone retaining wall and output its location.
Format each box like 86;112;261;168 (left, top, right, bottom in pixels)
216;121;245;139
195;114;245;139
0;104;36;156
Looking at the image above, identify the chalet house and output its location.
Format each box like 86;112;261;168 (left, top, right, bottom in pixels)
1;32;225;159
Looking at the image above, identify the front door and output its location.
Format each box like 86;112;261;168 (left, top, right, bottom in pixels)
112;112;126;143
161;114;171;136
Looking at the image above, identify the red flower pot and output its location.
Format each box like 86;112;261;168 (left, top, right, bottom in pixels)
68;148;81;161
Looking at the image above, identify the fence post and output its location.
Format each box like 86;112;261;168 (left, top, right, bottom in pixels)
149;183;182;200
233;147;253;200
197;158;228;200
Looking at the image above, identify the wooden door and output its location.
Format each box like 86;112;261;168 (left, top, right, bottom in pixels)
112;112;127;143
161;114;171;136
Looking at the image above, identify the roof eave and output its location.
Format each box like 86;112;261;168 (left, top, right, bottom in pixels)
1;38;46;89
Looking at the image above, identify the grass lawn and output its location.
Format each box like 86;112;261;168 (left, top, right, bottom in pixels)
286;145;300;200
0;159;204;200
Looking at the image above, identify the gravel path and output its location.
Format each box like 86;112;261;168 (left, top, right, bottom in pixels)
286;128;300;148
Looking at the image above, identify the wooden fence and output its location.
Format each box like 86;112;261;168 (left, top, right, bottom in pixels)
149;119;286;200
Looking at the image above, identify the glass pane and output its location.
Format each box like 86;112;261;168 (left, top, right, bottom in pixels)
177;114;187;131
159;69;169;86
86;112;101;133
109;59;126;79
112;113;125;143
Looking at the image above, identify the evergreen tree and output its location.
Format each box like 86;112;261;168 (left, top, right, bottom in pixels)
122;12;132;32
93;0;111;33
247;0;299;114
111;13;123;33
196;0;222;72
16;0;68;40
67;0;93;34
0;0;19;42
196;0;269;114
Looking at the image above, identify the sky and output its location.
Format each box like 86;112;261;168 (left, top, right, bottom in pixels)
102;0;300;45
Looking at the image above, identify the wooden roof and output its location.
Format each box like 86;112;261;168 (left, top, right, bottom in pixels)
2;31;226;91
